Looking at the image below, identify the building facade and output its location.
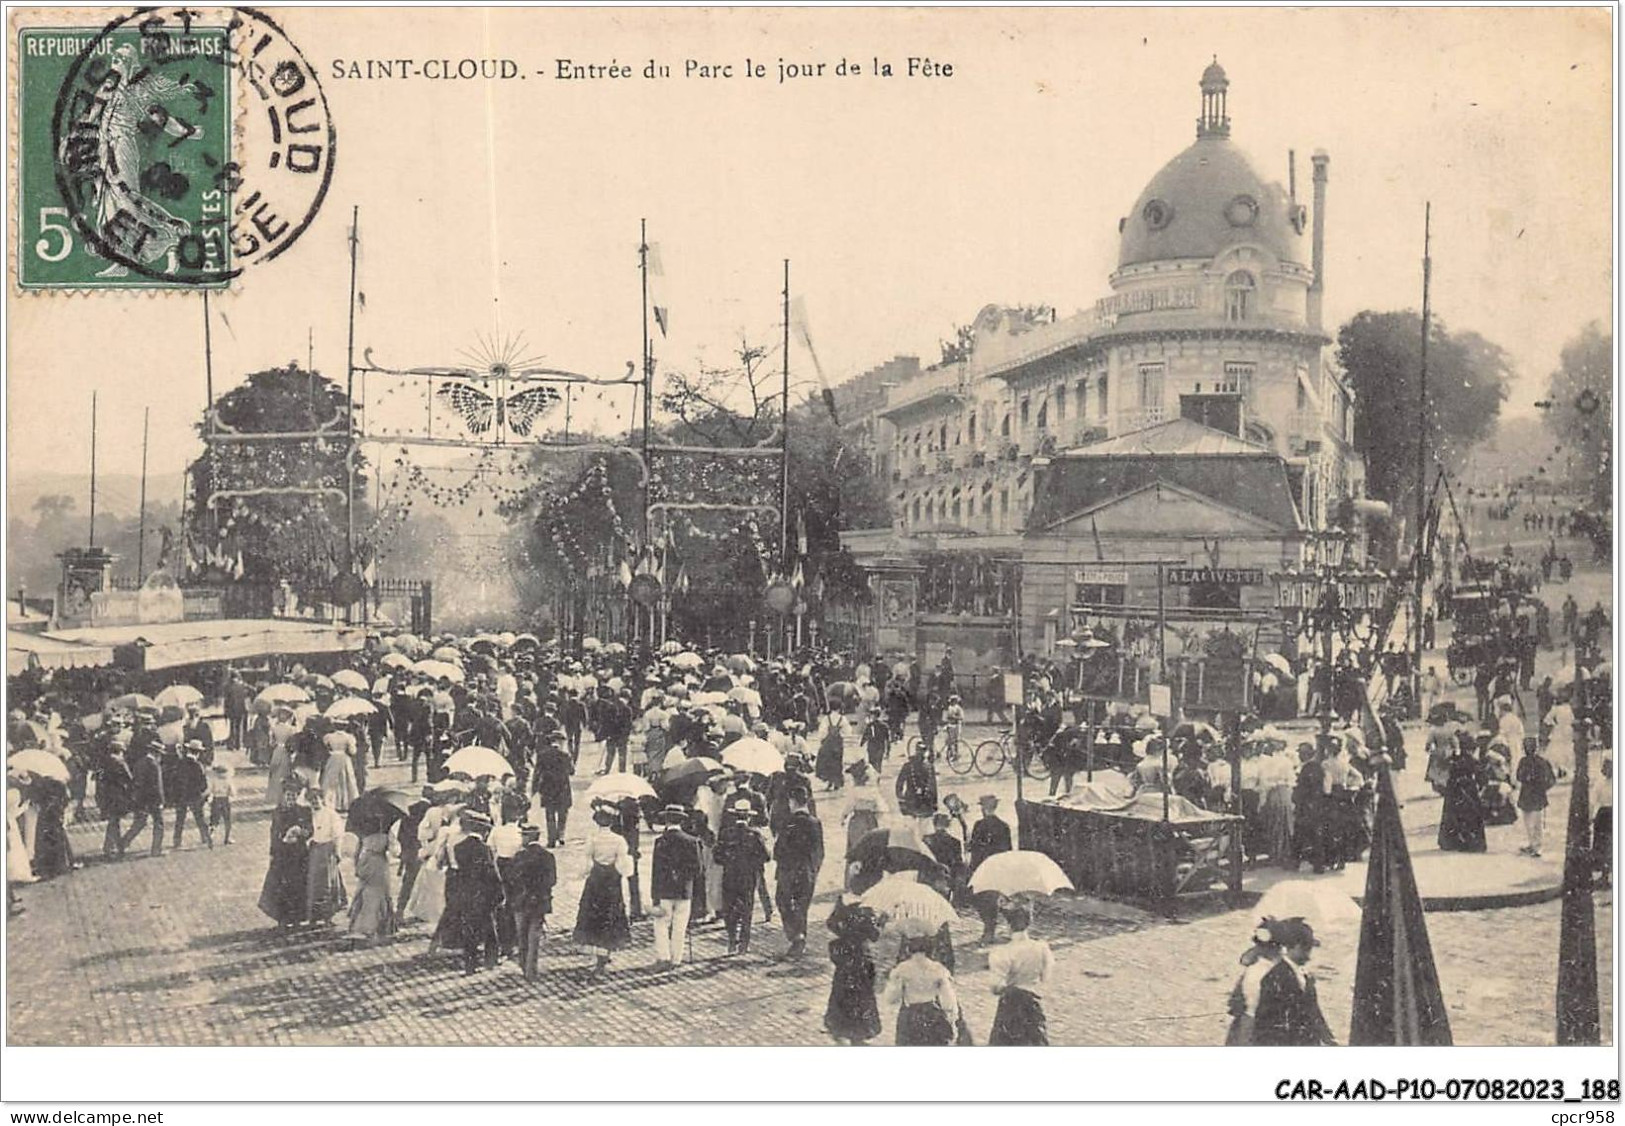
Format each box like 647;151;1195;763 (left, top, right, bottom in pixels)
838;61;1373;683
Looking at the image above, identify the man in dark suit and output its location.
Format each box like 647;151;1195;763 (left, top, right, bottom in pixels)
120;745;167;857
444;812;504;975
1252;919;1336;1045
533;732;574;848
649;805;703;966
716;798;770;955
222;670;252;750
923;812;967;906
773;792;824;958
181;703;216;766
171;739;213;850
505;822;557;981
968;793;1013;943
560;691;587;764
96;746;134;859
396;790;432;915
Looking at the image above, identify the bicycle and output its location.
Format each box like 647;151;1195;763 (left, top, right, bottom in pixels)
970;729;1051;780
909;731;977;776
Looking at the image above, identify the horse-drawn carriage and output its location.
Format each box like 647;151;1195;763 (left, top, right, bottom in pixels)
1445;583;1499;684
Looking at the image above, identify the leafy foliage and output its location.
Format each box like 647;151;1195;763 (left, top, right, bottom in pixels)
1542;321;1612;510
184;364;369;602
1337;310;1512;526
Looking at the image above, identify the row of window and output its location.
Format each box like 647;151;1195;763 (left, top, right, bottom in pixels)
896;375;1112;459
909;487;1011;529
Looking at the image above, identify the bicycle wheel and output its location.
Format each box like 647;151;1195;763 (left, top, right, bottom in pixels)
1024;753;1051;781
973;739;1007;777
946;740;975;776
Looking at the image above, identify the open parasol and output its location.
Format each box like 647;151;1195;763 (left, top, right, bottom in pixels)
584;772;658;803
256;683;309;705
720;737;783;776
967;849;1074;897
7;749;71;782
512;632;541;649
431;646;463;662
372;677;393;697
663;757;725;785
442;745;512;778
1254;879;1363;934
412;659;464;683
846;825;938;878
109;693;157;711
325;697;377;720
859;872;956;936
727;653;757;674
380;652;413;670
1263;653;1294;676
154;684;203;709
332;670;369;692
344;788;416;836
667;651;704;670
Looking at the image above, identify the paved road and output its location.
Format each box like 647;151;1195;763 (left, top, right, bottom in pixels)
7;737;1612;1047
7;550;1613;1047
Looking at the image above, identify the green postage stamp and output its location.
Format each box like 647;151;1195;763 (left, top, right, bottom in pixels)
16;19;233;288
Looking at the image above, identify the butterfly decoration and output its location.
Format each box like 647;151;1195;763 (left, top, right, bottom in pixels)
437;381;561;439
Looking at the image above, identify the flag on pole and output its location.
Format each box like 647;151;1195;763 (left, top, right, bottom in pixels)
790;296;839;424
791;560;804;590
1349;761;1453;1045
653;306;669;337
1090;514;1105;562
795;510;808;557
645;242;664;276
618;557;634;588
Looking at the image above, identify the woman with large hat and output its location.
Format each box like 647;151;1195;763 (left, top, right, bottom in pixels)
258;781;312;929
573;800;634;976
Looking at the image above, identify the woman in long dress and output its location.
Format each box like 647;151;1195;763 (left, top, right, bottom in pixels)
6;784;37;888
882;935;960;1045
1258;749;1297;869
258;783;312;928
842;794;883;893
823;899;882;1044
573;808;634;975
304;789;349;924
404;802;453;935
26;777;74;880
320;731;360;813
1438;743;1488;853
813;710;848;791
345;831;397;946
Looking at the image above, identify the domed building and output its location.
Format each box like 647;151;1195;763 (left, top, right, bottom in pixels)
835;61;1371;687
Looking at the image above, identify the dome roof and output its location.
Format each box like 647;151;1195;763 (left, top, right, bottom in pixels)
1201;59;1228;87
1117;135;1306;270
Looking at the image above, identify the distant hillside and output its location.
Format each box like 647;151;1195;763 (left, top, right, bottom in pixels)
8;471;188;522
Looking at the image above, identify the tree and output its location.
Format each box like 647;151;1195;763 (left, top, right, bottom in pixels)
1337;311;1512;538
184;364;369;602
1541;321;1612;510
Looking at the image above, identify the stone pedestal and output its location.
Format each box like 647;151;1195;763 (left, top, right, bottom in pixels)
56;547;116;626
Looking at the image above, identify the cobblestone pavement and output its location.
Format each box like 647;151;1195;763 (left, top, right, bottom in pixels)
8;554;1613;1047
7;733;1612;1047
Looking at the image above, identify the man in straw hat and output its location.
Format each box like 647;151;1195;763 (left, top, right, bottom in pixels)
649;803;703;967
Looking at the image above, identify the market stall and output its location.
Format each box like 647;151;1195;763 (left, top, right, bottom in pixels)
1018;785;1241;900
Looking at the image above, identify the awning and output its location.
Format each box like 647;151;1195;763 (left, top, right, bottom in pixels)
7;632;116;678
44;618;366;672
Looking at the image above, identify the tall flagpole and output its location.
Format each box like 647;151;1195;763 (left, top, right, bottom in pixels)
345;206;360;623
88;392;98;548
136;408;150;580
640;218;653;546
1411;202;1431;713
780;259;791;567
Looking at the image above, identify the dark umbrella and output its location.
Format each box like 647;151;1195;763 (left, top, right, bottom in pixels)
662;756;724;786
1348;762;1453;1045
846;826;938;877
345;788;415;837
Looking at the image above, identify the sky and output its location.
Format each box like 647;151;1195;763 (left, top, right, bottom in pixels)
7;6;1613;485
